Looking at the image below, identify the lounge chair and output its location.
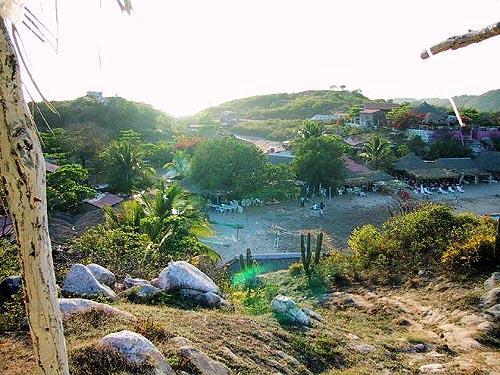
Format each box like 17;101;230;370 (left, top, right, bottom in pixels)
456;186;465;193
438;187;448;194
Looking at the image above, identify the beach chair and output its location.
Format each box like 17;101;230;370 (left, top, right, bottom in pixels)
448;186;456;194
424;187;433;195
456;185;465;193
438;187;448;194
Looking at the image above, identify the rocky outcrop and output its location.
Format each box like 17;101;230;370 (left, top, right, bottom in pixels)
480;287;500;308
158;261;219;294
124;284;161;303
86;264;116;288
62;264;117;301
100;330;174;375
484;272;500;289
58;298;135;320
169;336;232;375
271;295;311;327
124;276;150;289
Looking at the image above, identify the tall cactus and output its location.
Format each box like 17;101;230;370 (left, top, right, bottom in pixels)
300;232;323;278
239;248;254;271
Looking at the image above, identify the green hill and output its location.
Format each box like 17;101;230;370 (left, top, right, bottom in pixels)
32;95;174;140
203;90;372;120
393;89;500;113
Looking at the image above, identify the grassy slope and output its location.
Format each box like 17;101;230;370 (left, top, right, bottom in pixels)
1;271;497;375
393;89;500;112
203;90;372;120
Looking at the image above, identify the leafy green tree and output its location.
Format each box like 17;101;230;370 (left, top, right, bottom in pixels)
101;141;156;193
252;164;299;201
360;135;393;170
297;121;325;140
46;164;96;211
66;123;109;167
426;137;472;159
143;141;174;168
164;150;190;179
40;128;72;164
386;103;415;129
293;136;345;188
346;105;360;121
104;182;217;260
459;107;480;124
190;137;267;196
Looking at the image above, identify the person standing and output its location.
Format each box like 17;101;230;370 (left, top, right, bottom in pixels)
319;201;325;218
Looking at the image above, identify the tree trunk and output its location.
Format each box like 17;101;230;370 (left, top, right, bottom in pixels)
0;19;69;374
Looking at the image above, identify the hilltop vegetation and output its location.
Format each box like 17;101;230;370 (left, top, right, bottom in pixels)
32;95;174;140
394;89;500;113
203;90;371;120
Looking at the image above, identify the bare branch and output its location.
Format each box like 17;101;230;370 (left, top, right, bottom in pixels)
421;21;500;59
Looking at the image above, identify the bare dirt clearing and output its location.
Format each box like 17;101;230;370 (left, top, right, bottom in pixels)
206;184;500;261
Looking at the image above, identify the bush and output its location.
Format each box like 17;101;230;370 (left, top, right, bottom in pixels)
346;204;497;281
70;225;161;279
442;217;497;273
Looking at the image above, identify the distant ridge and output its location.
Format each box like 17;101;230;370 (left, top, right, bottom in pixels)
393;89;500;112
202;90;377;120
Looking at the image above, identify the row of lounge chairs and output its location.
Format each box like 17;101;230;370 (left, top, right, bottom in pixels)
209;198;263;214
413;185;465;196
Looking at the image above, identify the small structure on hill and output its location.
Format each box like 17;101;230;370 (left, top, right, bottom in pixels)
342;156;392;187
411;102;448;125
83;192;124;210
266;150;295;165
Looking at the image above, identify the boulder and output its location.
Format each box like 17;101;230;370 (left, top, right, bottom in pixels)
179;289;230;308
486;304;500;319
100;330;174;375
480;287;500;308
158;261;219;294
271;295;311;327
0;275;22;301
484;272;500;289
302;307;324;322
351;343;376;354
58;298;135;320
169;336;232;375
124;276;151;289
150;278;160;288
62;264;117;301
87;264;116;288
124;284;161;303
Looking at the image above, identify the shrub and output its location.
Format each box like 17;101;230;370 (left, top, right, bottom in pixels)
70;225;161;279
442;217;497;273
346;204;497;281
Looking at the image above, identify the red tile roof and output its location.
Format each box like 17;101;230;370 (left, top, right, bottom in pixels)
83;193;124;209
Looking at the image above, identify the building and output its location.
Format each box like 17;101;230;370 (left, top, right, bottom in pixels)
358;102;398;127
83;192;124;210
342;156;392;187
266;151;295;165
309;113;346;123
410;102;448;125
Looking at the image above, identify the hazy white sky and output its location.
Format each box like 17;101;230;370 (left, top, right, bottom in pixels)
21;0;500;116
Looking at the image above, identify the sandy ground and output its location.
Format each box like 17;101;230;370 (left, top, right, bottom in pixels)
204;183;500;261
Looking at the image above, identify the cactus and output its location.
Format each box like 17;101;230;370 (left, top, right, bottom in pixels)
300;232;323;278
239;248;254;271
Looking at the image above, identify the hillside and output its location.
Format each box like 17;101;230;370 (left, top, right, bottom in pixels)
32;95;174;140
394;89;500;112
203;90;372;120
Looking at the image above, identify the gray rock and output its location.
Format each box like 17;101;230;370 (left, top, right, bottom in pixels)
302;307;324;322
58;298;135;320
486;304;500;319
62;264;117;301
271;295;310;327
413;343;427;352
480;287;500;308
125;284;160;303
87;264;116;288
418;363;446;373
150;278;160;288
124;276;151;289
0;275;22;301
158;261;219;294
179;289;229;308
179;346;232;375
351;343;376;353
484;272;500;289
100;330;174;375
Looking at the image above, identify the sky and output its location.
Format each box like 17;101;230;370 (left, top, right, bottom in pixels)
18;0;500;116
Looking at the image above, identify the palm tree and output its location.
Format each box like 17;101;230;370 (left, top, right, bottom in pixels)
163;150;190;180
104;182;217;259
297;121;325;140
102;141;156;193
359;135;393;170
